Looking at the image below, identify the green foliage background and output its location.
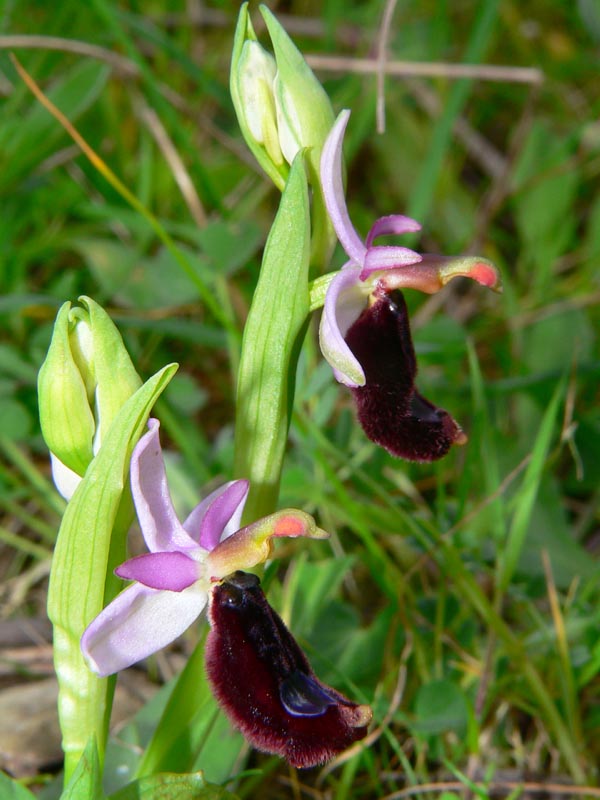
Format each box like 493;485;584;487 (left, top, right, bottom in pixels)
1;0;599;796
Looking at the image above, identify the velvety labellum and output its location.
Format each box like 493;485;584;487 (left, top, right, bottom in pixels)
344;288;466;461
206;571;372;768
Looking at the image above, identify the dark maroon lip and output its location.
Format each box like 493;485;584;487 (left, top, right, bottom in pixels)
344;289;465;461
205;571;372;768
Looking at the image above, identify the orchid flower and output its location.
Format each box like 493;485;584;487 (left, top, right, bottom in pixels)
318;110;501;461
207;571;372;768
81;418;327;677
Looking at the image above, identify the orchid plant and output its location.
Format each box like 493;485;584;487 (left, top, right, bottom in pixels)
33;3;500;797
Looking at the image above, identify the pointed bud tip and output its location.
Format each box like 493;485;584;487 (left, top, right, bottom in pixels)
207;511;328;578
468;261;502;292
439;258;502;293
273;514;307;538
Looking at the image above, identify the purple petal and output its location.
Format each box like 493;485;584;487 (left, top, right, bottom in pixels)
182;480;249;551
130;419;196;553
81;581;207;677
365;214;421;247
319;266;367;387
115;551;200;591
360;245;422;280
320;110;367;265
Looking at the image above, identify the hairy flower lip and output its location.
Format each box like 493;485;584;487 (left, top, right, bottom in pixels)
344;290;468;461
206;571;372;768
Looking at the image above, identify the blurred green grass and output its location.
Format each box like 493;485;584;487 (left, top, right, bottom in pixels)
1;0;599;796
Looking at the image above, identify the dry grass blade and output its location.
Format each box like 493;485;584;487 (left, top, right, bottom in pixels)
139;104;207;227
0;34;137;75
382;779;600;798
306;54;544;84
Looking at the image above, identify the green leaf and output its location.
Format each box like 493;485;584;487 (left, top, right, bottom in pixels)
513;124;579;298
522;309;594;376
62;738;106;800
497;378;565;593
413;680;469;736
286;556;355;636
196;220;262;276
0;397;32;439
47;362;177;783
0;342;39;384
110;772;239;800
0;771;37;800
233;153;310;519
519;478;598;587
74;241;208;310
309;601;392;687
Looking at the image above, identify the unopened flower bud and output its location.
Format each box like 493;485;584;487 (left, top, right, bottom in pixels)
38;296;141;497
261;5;334;184
237;40;284;169
231;3;334;190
